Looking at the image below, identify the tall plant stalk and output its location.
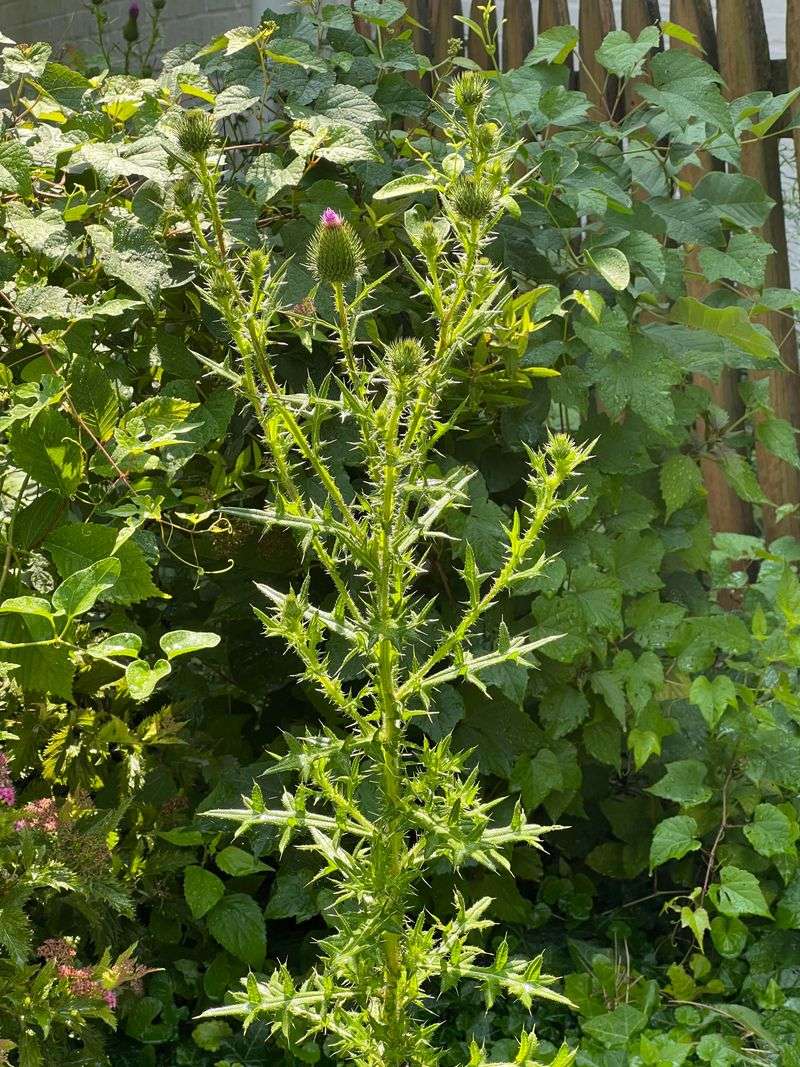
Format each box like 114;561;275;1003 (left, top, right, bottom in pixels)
176;78;588;1066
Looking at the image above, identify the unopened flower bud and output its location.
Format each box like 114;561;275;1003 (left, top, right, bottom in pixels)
307;208;365;286
453;71;488;115
449;175;496;222
176;109;218;158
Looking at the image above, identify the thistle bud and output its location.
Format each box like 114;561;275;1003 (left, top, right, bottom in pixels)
449;175;496;222
386;338;425;379
307;208;365;286
176;109;218;159
453;71;488;116
123;1;140;42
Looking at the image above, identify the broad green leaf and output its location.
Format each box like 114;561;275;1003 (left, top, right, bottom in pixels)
595;27;659;79
353;0;407;26
582;1005;647;1050
660;21;702;50
88;218;172;308
743;803;794;858
587;247;630;291
9;410;84;494
528;25;578;66
159;629;221;660
670;298;778;362
0;596;53;621
215;846;270;877
206;893;266;968
756;416;800;470
695;171;775;229
91;632;142;659
45;523;162;605
246;153;305;204
689;674;737;729
33;62;91;111
719;451;769;505
650;815;701;870
374;173;439;201
184;866;225;920
539;686;589;739
698;233;773;287
660;453;703;518
709;915;748;957
69;357;119;442
125;658;171;701
648;759;712;806
714;865;771;918
52;558;121;619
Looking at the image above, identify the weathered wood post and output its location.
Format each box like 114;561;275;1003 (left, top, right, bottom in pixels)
718;0;800;539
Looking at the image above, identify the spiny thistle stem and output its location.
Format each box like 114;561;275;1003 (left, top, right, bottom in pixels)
180;77;587;1067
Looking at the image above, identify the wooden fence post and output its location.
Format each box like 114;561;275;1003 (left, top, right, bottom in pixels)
578;0;618;119
538;0;570;31
789;0;800;194
670;0;755;537
718;0;800;540
502;0;534;71
429;0;462;64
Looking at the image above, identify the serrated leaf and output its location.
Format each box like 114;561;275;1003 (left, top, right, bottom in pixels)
206;893;266;967
528;25;578;65
595;27;659;79
44;523;162;605
69;357;119;442
660;453;703;518
689;674;737;729
671;298;778;362
9;410;84;494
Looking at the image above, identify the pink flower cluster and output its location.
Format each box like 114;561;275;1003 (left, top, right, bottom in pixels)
15;797;60;833
0;753;15;808
38;940;118;1009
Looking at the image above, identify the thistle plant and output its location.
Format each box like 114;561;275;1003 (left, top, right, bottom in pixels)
176;77;588;1067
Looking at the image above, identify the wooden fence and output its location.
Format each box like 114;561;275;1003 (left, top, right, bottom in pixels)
378;0;800;541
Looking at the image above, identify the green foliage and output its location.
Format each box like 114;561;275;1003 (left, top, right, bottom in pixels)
0;4;798;1066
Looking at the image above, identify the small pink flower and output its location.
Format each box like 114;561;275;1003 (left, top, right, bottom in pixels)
103;990;118;1009
321;207;342;228
0;786;15;806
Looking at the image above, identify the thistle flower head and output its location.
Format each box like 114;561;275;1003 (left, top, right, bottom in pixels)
307;209;365;286
176;109;218;159
449;175;497;222
128;1;139;16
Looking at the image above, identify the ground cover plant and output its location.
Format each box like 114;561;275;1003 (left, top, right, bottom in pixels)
0;4;799;1065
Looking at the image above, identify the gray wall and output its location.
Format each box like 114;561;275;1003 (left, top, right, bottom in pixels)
1;0;252;58
1;1;790;60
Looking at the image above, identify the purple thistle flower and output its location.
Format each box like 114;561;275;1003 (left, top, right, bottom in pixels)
0;786;15;806
321;207;342;228
129;1;140;17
